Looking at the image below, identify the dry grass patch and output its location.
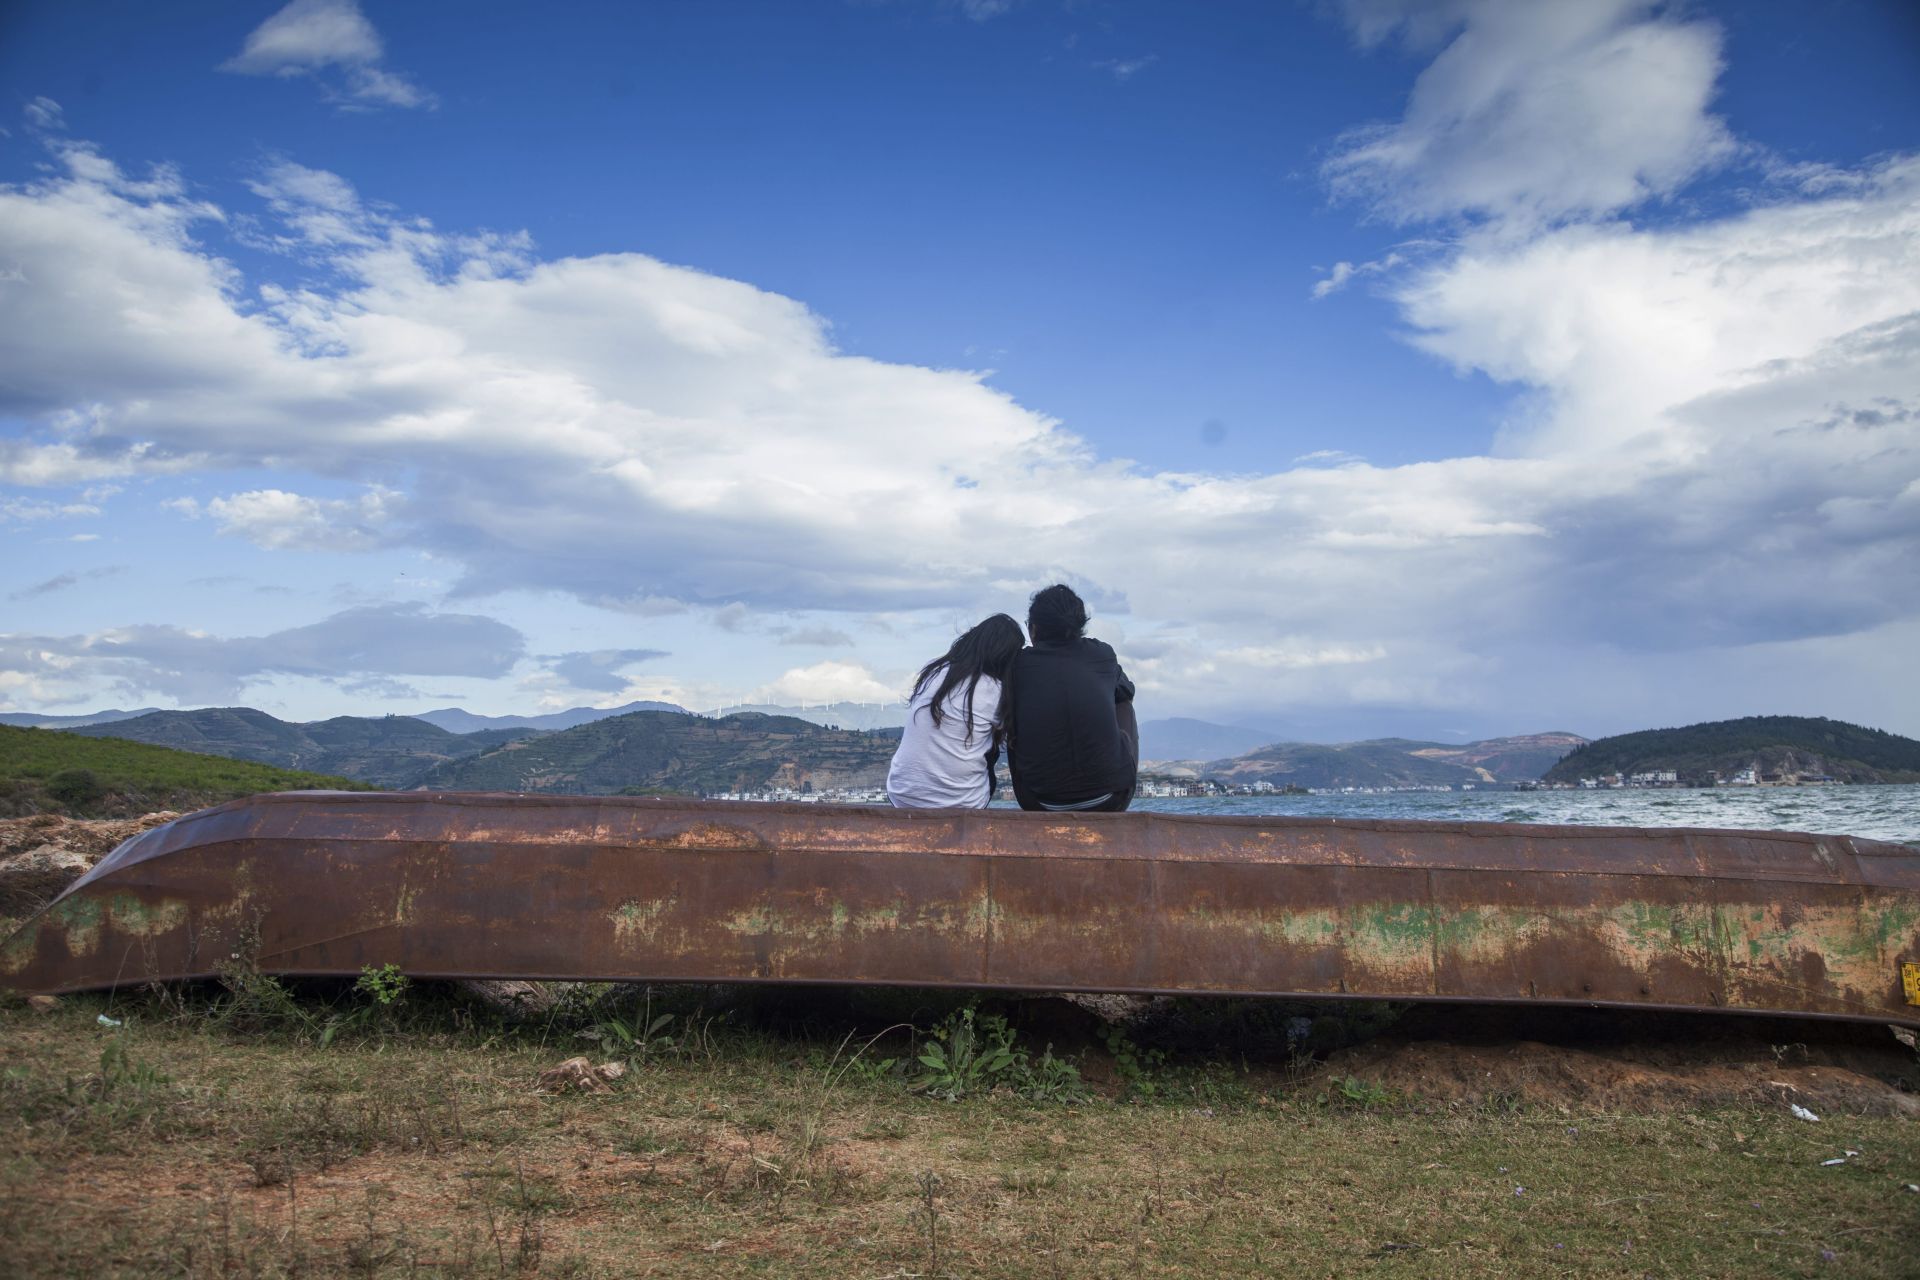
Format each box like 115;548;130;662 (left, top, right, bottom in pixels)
0;988;1916;1277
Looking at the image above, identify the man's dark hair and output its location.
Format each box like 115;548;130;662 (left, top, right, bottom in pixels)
1027;583;1088;643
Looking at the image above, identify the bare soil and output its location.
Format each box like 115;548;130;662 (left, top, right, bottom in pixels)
0;810;176;913
1325;1004;1920;1117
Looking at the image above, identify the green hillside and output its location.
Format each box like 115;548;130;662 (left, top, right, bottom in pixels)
0;724;374;817
417;710;900;795
71;708;541;787
1543;716;1920;785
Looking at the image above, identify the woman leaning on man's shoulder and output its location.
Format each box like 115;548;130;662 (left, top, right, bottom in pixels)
885;614;1024;809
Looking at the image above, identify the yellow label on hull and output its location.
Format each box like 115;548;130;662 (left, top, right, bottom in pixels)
1904;962;1920;1007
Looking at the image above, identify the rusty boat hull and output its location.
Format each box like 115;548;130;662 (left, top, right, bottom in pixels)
4;791;1918;1026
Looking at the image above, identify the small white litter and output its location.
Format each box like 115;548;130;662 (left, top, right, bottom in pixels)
1820;1158;1847;1167
96;1014;121;1028
1790;1104;1820;1122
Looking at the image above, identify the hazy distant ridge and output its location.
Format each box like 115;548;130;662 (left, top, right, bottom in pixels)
410;700;688;733
1139;718;1283;763
0;708;160;729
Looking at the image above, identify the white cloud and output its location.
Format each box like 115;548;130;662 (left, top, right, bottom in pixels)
200;487;401;551
1396;158;1920;461
1311;251;1405;299
1221;642;1388;670
1;496;100;522
1325;0;1735;226
221;0;434;111
23;97;63;130
765;660;899;706
0;114;1916;728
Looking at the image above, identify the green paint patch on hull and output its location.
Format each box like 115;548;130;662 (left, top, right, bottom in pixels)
52;895;104;957
106;893;187;937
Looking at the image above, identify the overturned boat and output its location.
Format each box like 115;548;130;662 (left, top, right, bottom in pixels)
4;791;1918;1026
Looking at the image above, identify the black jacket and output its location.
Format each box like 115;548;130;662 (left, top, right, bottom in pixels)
1005;638;1136;805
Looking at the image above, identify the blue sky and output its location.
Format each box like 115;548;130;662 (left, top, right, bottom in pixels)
2;0;1918;742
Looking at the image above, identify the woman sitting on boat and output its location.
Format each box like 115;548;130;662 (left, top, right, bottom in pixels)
886;614;1025;808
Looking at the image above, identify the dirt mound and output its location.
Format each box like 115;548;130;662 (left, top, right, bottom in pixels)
1323;1005;1920;1116
0;811;176;912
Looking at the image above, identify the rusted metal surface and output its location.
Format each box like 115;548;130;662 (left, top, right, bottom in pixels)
4;791;1917;1026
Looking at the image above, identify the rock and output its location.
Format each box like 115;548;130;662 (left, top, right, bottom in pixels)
26;994;60;1013
0;812;179;913
536;1055;626;1094
1059;992;1168;1025
0;845;96;914
454;979;562;1019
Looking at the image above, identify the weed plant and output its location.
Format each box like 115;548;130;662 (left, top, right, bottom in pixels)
911;1003;1089;1103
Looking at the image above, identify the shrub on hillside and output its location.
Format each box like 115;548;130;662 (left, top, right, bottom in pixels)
45;768;106;810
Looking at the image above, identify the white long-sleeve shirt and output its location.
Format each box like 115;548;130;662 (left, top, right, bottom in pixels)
886;674;1002;809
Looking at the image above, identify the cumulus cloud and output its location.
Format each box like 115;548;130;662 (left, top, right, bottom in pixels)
0;92;1916;727
765;661;899;706
193;487;401;551
0;604;525;705
1326;0;1735;226
221;0;435;111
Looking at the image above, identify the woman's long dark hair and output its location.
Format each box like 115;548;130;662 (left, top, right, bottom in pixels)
911;614;1025;745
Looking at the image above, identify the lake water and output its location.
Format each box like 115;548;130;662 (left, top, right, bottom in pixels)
1122;783;1920;847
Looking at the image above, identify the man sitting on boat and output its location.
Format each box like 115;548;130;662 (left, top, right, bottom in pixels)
1005;584;1139;812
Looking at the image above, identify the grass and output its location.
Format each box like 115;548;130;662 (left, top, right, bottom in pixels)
0;724;375;817
1;982;1915;1278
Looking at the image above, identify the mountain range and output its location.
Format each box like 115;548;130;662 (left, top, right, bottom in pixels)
68;708;539;789
414;710;900;795
20;703;1920;796
48;705;901;795
38;702;1586;795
